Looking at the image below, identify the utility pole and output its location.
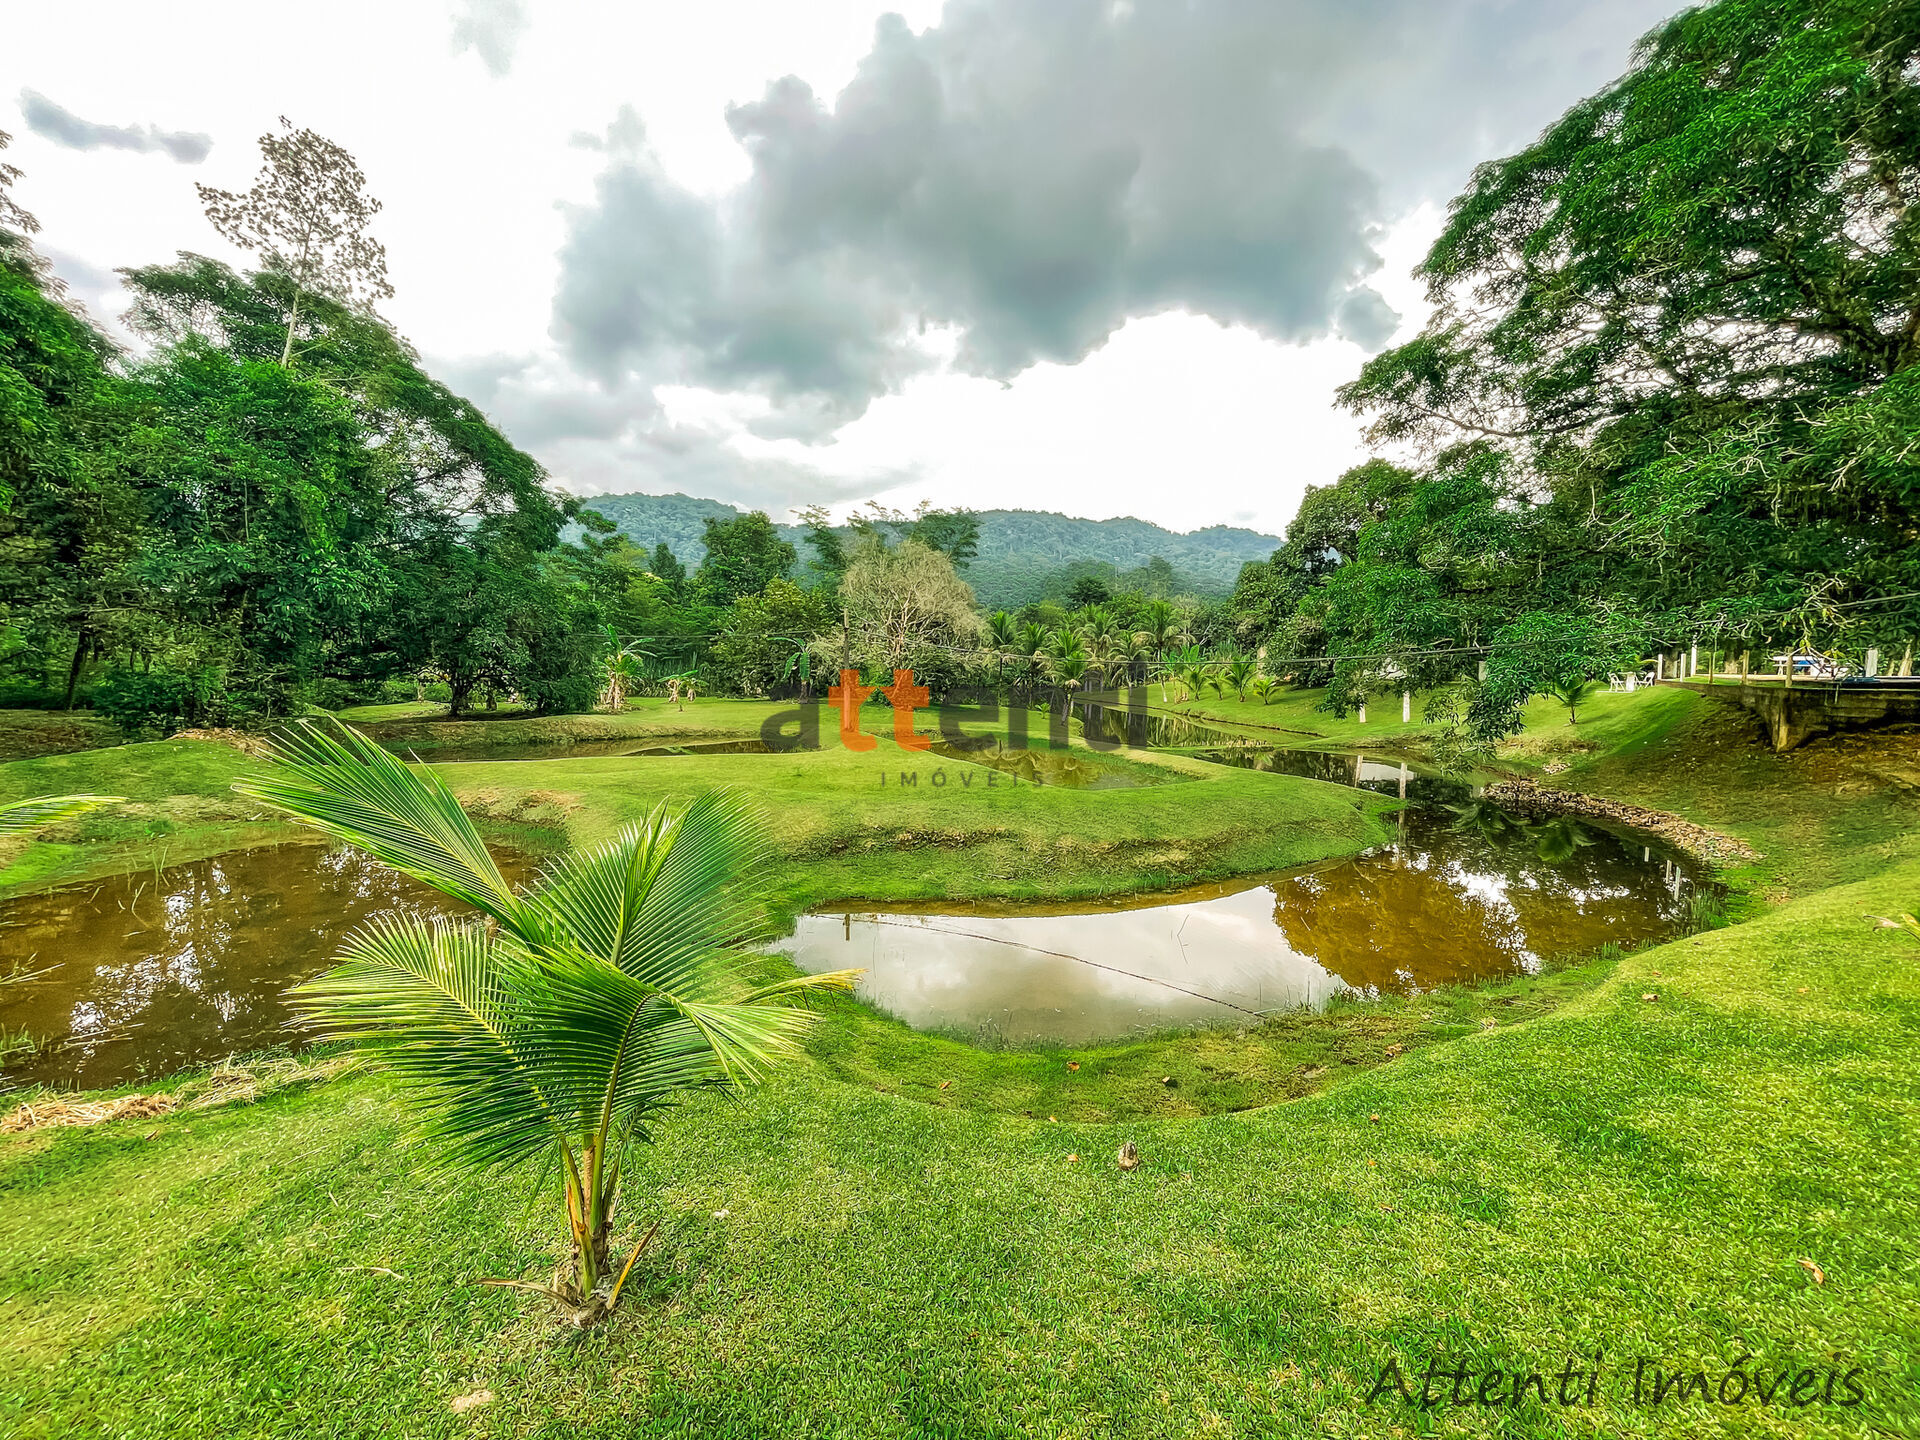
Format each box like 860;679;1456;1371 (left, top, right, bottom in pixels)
841;608;852;675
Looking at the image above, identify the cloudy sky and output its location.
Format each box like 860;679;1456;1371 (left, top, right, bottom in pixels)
5;0;1683;535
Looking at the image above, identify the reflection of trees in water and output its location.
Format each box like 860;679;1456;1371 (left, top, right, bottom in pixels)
0;847;508;1087
1076;703;1244;750
1275;809;1690;995
1442;799;1599;864
1272;859;1536;992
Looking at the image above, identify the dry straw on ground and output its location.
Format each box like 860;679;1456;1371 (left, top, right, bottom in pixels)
2;1053;357;1135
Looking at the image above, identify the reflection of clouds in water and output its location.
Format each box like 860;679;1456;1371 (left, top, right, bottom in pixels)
790;810;1703;1041
788;888;1345;1045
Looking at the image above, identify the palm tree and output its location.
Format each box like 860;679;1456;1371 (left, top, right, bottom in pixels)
1550;678;1594;724
984;611;1018;687
1140;599;1178;669
1174;662;1214;705
1113;630;1150;697
235;723;857;1325
1247;675;1276;706
1015;622;1047;706
1049;652;1090;719
1223;656;1257;703
1077;608;1130;697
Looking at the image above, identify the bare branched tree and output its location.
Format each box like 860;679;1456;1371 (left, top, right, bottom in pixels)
0;129;40;234
197;118;394;365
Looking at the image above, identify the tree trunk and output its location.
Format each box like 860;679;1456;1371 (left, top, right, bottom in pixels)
279;290;301;367
61;625;91;711
449;675;474;717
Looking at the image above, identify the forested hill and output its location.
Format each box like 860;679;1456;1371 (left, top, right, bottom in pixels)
572;491;1281;609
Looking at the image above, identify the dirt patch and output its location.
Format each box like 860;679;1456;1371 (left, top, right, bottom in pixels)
1482;779;1762;867
0;712;118;762
458;787;584;824
173;728;276;758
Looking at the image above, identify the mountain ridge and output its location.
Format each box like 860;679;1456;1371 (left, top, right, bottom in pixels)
570;491;1281;609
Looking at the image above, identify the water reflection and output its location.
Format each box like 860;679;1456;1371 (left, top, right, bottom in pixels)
0;845;525;1089
787;741;1706;1045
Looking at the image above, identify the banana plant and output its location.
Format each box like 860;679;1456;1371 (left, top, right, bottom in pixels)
598;627;652;713
664;670;701;711
235;722;857;1326
780;648;814;700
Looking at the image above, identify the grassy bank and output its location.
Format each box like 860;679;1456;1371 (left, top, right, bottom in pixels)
1497;687;1920;904
3;846;1913;1438
0;701;1397;903
0;738;286;892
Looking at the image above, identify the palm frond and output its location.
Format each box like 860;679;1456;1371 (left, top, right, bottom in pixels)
0;794;124;837
528;790;770;997
295;914;561;1169
235;719;520;921
666;997;832;1083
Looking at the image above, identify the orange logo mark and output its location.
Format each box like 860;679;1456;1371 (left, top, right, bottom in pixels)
883;668;931;751
829;669;877;751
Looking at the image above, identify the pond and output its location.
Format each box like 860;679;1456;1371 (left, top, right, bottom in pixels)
0;845;527;1091
4;712;1707;1084
785;849;1699;1047
783;733;1709;1045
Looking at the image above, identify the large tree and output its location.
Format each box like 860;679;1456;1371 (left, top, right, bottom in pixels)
692;511;796;609
196;119;394;366
822;535;981;689
1315;0;1920;736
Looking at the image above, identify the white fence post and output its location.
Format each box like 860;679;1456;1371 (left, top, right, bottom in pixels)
1402;689;1411;723
1866;647;1880;678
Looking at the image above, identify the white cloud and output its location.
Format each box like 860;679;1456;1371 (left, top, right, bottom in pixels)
2;0;1682;533
450;0;528;79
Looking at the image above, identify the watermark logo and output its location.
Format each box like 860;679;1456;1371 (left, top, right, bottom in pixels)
759;667;1147;784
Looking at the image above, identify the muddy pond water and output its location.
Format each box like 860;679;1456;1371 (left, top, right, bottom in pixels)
3;713;1706;1086
0;846;529;1090
783;749;1703;1044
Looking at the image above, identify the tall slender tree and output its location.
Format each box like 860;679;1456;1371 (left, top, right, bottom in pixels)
197;118;394;366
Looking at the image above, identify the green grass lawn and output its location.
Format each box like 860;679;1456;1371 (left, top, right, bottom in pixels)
3;850;1913;1438
3;688;1916;1436
1499;687;1920;903
1141;681;1442;746
0;738;286;891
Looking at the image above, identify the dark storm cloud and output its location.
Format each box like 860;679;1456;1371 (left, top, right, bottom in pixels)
550;0;1679;433
19;90;211;164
